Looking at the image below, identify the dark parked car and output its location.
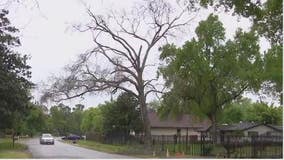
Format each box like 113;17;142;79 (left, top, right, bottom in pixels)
62;134;81;140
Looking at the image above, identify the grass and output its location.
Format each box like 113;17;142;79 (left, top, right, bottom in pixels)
0;138;31;158
63;140;175;158
63;140;147;156
63;139;282;158
227;145;283;158
62;140;215;158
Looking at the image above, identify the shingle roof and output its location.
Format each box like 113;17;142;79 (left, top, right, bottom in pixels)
266;124;283;132
221;122;260;131
148;111;211;129
205;122;283;132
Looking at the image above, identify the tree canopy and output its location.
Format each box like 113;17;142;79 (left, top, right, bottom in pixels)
219;99;282;125
198;0;283;103
0;9;33;131
159;14;263;142
100;92;143;136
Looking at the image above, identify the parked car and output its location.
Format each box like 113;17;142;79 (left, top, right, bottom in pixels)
40;133;54;145
61;134;81;140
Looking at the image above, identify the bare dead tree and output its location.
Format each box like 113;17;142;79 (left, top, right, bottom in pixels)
41;0;197;148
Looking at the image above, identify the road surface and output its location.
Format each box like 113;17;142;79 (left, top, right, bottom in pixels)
23;138;133;159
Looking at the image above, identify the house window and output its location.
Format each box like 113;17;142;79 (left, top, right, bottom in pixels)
177;129;181;136
266;131;272;136
248;131;258;136
189;135;198;141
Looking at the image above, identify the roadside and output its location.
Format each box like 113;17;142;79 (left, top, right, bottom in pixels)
0;138;31;158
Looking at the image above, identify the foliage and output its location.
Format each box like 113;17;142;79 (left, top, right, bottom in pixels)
21;103;48;136
48;103;85;136
199;0;283;103
147;100;161;112
262;45;283;103
0;9;33;130
199;0;282;44
69;105;84;135
219;99;282;125
81;107;103;134
100;92;143;136
49;103;72;135
159;14;263;142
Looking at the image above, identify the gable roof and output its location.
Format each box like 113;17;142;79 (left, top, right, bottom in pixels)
266;124;283;132
222;122;260;131
204;122;283;132
148;111;211;129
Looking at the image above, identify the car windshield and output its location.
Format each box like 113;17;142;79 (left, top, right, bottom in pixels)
42;134;52;138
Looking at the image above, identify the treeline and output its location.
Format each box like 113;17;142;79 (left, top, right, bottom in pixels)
14;92;143;138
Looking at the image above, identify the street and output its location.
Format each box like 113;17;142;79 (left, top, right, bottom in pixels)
23;138;133;159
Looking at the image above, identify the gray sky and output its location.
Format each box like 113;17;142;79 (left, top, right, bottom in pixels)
6;0;277;109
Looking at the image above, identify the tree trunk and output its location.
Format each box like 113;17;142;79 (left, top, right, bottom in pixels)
137;70;152;150
12;129;15;148
209;115;217;144
139;93;152;150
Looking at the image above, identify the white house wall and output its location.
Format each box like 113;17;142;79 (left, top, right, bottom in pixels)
151;128;200;136
244;125;279;136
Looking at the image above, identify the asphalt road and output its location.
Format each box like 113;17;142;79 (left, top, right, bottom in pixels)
23;138;133;159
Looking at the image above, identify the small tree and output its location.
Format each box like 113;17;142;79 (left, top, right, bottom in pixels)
100;92;143;137
159;14;263;143
81;107;104;134
49;103;72;136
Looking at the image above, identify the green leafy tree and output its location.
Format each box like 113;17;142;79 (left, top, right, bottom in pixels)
100;92;143;136
159;14;263;143
219;98;282;125
244;102;282;125
0;9;33;147
49;103;71;136
69;104;84;135
81;107;104;134
22;103;48;137
198;0;283;103
199;0;282;44
262;45;282;103
0;9;33;127
218;103;244;124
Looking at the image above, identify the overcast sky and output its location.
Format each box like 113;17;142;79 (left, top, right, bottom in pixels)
5;0;276;109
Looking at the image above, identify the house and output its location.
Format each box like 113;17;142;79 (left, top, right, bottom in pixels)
148;111;210;138
200;122;283;143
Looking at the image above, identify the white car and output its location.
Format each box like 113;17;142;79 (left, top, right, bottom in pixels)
40;133;54;145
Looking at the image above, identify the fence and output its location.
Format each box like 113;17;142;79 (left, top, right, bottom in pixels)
150;135;213;156
86;132;283;158
150;135;283;158
222;135;283;158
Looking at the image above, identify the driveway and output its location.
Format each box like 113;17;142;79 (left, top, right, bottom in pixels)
23;138;133;159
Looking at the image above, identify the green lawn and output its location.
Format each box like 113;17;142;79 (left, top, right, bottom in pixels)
64;139;282;158
62;140;216;158
0;138;31;158
63;140;147;156
63;140;177;158
227;145;283;158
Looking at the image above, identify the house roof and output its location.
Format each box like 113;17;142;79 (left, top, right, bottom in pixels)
204;122;283;132
266;124;283;132
148;111;211;129
221;122;260;131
